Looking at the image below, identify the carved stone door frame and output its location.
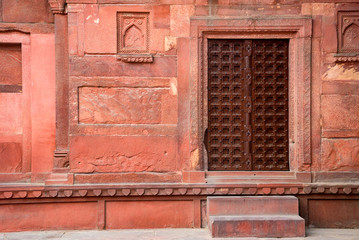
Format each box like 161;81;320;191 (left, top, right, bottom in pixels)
189;17;312;173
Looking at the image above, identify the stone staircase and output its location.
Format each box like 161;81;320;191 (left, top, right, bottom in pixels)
207;196;305;238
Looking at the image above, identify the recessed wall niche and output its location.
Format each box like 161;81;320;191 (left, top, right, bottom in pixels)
0;43;22;93
117;12;153;63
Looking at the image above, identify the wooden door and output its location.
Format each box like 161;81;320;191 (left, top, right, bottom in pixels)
207;39;289;171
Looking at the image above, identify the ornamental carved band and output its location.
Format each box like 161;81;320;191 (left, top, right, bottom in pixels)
338;11;359;53
117;12;149;54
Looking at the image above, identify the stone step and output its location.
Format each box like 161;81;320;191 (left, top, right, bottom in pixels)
209;214;305;238
207;196;299;216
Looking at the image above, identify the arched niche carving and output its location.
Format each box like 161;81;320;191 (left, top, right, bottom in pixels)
117;12;152;63
117;12;149;53
343;23;359;50
338;12;359;53
124;24;144;49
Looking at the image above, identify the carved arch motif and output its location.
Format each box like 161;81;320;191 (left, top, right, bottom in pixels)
343;23;359;49
124;24;144;49
338;12;359;53
117;12;149;53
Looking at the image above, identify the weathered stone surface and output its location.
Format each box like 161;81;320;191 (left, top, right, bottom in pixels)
321;16;337;53
83;4;117;54
170;5;194;37
0;23;54;34
210;215;305;238
74;172;181;183
321;95;359;130
322;81;359;95
0;94;22;134
106;201;194;229
30;33;56;173
215;4;301;16
312;172;359;183
301;3;335;16
207;196;299;216
0;0;2;22
2;0;53;23
322;64;359;81
79;87;176;124
69;56;177;77
207;196;304;238
0;142;22;173
308;199;359;228
321;139;359;171
69;136;178;173
0;43;22;86
153;5;170;29
0;202;97;232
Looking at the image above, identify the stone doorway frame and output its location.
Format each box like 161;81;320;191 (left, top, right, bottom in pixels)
188;17;312;175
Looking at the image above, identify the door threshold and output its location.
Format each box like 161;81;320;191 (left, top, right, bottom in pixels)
205;171;310;184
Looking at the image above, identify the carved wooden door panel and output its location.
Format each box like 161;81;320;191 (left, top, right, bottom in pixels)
207;39;289;171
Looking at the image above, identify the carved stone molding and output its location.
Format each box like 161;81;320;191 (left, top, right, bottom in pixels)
48;0;66;15
117;54;153;63
0;184;358;200
334;53;359;62
53;150;69;169
338;11;359;53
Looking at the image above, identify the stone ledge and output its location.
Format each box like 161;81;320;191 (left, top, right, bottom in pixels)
0;183;358;199
116;54;153;63
334;53;359;62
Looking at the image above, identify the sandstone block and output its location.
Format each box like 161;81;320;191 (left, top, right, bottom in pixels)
106;201;194;229
69;136;178;173
0;142;22;173
79;87;177;124
2;0;53;23
321;139;359;171
321;95;359;130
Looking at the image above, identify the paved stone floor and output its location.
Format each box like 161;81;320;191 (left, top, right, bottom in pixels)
0;228;358;240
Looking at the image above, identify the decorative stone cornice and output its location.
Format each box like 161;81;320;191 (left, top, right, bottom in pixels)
117;54;153;63
48;0;66;15
334;53;359;63
335;56;359;62
0;184;358;199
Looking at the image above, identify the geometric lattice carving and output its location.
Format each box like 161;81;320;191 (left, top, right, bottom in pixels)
207;39;289;171
338;11;359;53
117;12;149;54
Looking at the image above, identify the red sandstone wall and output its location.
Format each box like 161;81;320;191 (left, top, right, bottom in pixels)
66;1;359;182
0;0;358;184
67;3;182;183
0;0;358;232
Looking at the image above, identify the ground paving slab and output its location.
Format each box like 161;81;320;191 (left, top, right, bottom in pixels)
0;228;359;240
